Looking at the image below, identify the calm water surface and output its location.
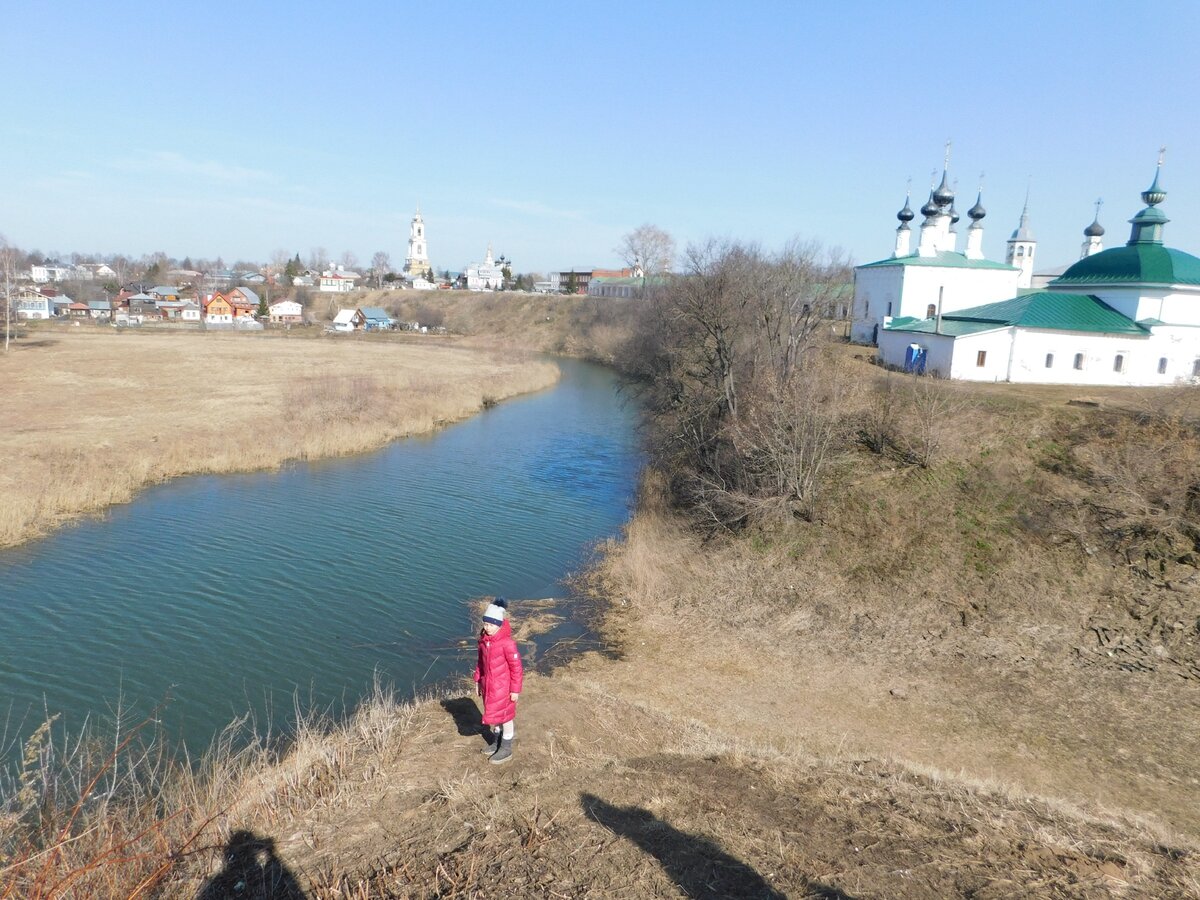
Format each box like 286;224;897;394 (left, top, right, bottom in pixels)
0;359;642;752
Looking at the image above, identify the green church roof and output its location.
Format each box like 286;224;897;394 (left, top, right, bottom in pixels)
884;292;1148;337
1051;244;1200;286
858;251;1016;271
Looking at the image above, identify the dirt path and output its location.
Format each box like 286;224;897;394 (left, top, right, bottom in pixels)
176;669;1196;898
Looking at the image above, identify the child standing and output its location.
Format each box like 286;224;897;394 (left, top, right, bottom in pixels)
474;597;524;764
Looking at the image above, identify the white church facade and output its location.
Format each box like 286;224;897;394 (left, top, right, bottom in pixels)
855;160;1200;386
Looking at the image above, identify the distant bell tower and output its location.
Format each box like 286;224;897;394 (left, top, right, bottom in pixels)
1005;192;1036;289
405;207;432;279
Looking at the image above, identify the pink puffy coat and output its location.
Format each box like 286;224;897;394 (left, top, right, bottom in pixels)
474;619;524;725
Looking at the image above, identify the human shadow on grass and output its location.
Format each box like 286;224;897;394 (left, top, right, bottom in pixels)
582;794;855;900
440;696;484;736
194;829;308;900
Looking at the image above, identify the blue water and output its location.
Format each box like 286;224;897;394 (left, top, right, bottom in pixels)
0;359;642;752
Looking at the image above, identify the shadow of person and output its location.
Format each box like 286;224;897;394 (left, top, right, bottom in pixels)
582;794;855;900
195;829;308;900
440;696;483;736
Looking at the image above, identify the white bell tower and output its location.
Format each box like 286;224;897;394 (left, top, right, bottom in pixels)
1005;193;1036;289
405;206;432;279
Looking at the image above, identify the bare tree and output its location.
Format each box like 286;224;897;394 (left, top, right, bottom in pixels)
371;251;391;288
339;250;359;272
1;235;15;352
307;247;328;271
616;224;676;298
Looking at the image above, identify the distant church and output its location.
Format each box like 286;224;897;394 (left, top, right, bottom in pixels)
404;207;433;281
853;154;1200;386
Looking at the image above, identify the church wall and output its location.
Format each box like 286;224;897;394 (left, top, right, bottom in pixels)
850;267;901;343
947;330;1016;381
902;267;1020;320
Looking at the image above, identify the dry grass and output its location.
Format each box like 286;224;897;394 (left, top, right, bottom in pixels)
350;288;635;362
0;326;558;548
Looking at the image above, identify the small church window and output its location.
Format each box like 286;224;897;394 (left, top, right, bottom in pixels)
1113;354;1125;373
1193;358;1200;378
1158;357;1168;374
1074;353;1085;370
1045;353;1054;368
1016;247;1024;257
926;304;936;318
976;351;987;367
886;301;892;316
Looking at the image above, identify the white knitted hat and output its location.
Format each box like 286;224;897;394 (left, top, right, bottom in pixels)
483;597;508;625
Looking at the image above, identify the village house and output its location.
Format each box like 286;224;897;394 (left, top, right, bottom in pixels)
11;287;56;319
319;269;358;292
332;308;365;331
31;263;71;284
227;286;261;310
360;306;394;331
159;300;202;322
67;302;91;319
203;293;234;324
148;285;182;302
86;300;112;320
268;298;303;324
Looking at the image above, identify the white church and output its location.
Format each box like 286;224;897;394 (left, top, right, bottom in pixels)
853;158;1200;386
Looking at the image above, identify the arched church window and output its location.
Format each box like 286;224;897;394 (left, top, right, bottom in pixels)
1113;354;1125;373
886;302;892;316
1016;247;1024;257
1193;358;1200;378
926;304;936;318
1158;357;1168;374
1045;353;1054;368
1074;353;1085;371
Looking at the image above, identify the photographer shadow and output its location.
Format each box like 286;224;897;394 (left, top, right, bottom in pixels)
195;829;308;900
582;793;855;900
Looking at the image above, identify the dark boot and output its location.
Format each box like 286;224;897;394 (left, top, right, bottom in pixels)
489;737;513;765
481;728;498;755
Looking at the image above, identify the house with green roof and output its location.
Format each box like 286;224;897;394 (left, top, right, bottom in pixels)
877;163;1200;385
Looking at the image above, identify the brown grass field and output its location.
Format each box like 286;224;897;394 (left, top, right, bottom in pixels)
0;324;559;548
3;326;1200;897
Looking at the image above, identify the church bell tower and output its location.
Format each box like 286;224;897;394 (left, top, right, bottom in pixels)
405;207;432;280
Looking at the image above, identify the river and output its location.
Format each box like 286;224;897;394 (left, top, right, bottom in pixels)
0;359;642;754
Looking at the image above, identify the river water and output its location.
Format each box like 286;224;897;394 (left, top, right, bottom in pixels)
0;359;642;753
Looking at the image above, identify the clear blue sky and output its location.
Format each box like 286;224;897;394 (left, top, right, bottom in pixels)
4;1;1199;274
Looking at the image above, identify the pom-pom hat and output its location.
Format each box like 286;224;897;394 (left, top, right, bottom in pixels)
483;596;508;625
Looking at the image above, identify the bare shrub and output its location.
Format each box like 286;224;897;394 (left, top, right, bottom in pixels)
620;238;856;528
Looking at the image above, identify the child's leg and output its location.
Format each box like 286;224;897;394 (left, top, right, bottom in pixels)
501;719;514;740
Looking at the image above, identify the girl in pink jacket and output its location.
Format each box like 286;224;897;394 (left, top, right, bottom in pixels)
474;597;524;764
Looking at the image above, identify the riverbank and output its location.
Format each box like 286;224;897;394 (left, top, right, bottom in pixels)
0;327;559;548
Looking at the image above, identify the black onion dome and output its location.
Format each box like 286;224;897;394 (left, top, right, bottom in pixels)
949;204;960;225
1084;218;1105;237
897;196;915;223
967;191;986;221
932;170;955;206
920;191;939;218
